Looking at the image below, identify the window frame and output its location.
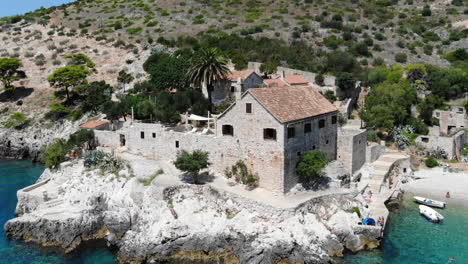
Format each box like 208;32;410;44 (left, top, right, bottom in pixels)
319;119;325;128
287;126;295;139
222;124;234;136
332;115;337;124
304;123;312;134
263;128;277;140
246;103;252;114
140;131;145;139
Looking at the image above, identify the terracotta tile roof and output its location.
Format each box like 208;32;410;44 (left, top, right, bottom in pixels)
248;86;337;123
264;78;289;88
79;120;109;129
284;74;308;85
227;70;255;81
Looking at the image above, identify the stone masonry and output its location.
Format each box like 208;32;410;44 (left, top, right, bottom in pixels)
95;86;338;193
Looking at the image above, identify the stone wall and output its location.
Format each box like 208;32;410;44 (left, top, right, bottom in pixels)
416;130;468;159
284;112;338;191
433;107;467;136
95;130;121;148
366;144;386;163
337;128;367;175
216;93;287;192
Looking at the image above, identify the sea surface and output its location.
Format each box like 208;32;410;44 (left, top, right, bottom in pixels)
1;159;468;263
0;159;116;264
343;197;468;264
0;0;75;18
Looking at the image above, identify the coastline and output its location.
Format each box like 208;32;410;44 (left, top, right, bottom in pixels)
402;167;468;208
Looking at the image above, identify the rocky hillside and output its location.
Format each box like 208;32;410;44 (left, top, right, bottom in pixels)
2;0;467;66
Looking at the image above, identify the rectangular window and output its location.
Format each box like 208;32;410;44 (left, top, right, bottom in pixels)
222;125;234;136
304;123;312;133
175;141;179;148
263;128;277;140
140;131;145;139
287;127;295;138
246;103;252;114
332;115;337;124
319;119;325;128
152;133;156;138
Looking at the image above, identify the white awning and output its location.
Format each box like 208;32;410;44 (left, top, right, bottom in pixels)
181;114;214;121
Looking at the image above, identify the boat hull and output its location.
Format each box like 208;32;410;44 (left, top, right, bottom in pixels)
419;205;444;223
414;196;446;209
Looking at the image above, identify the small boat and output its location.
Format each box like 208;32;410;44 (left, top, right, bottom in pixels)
419;205;444;222
414;196;446;208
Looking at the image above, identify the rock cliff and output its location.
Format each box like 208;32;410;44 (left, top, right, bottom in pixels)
4;160;377;263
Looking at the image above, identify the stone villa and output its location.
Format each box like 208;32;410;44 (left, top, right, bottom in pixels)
93;85;338;193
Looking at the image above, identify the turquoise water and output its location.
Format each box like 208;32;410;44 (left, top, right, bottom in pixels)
344;197;468;264
0;0;75;17
0;159;117;264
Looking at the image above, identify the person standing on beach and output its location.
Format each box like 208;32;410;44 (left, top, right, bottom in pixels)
446;192;451;198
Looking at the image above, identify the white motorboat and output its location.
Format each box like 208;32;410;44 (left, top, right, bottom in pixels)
419;205;444;222
414;196;446;208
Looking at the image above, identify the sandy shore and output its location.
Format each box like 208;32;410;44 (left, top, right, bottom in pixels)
402;167;468;208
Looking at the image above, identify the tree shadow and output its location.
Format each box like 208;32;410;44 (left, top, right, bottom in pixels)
301;177;331;191
180;171;216;184
0;87;34;102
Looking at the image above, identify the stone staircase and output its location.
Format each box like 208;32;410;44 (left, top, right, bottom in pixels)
366;151;408;224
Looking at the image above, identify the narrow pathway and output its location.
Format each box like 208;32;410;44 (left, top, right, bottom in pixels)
366;151;408;224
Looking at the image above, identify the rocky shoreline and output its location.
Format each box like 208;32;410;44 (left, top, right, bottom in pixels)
3;160;384;263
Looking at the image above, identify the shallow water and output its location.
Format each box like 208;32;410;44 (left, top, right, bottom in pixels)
0;159;117;264
343;197;468;264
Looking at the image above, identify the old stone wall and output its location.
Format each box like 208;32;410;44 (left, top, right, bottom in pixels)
95;130;121;148
284;112;338;191
337;128;366;175
366;144;386;163
433;107;467;136
216;93;286;192
416;130;468;159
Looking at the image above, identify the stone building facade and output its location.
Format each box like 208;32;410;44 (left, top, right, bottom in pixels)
337;127;367;175
95;86;338;193
433;107;467;136
210;70;264;102
416;130;468;160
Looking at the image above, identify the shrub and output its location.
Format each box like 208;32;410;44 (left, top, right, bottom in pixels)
315;74;325;86
346;206;361;217
2;112;29;129
45;102;71;121
43;139;68;168
224;160;259;188
138;169;164;186
425;156;438;168
84;150;128;175
395;52;407;63
296;150;329;181
367;130;380;142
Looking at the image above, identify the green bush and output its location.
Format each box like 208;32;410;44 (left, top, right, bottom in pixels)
224;160;259;188
425;156;439;168
367;130;380;142
346;206;361;218
43;130;95;168
296;150;329;181
84;150;128;175
395;52;407;63
2;112;29;129
138;169;164;186
174;150;210;184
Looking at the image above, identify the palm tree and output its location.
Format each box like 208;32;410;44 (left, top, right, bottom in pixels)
188;47;230;111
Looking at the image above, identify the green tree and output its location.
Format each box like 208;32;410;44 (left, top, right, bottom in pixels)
173;150;210;184
259;60;279;75
296;150;329;181
117;70;134;91
48;65;91;101
64;53;95;69
2;112;29;129
43;139;69;168
81;81;112;113
422;5;432;16
188;47;230;110
0;57;25;91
